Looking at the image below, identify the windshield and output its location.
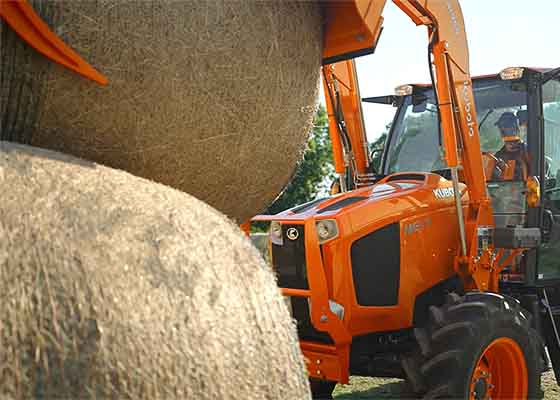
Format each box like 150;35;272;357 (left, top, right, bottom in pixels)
384;79;529;176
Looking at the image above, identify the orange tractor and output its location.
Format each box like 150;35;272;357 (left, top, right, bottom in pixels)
4;0;560;399
253;1;560;399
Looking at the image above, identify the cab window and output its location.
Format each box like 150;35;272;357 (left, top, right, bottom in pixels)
539;78;560;280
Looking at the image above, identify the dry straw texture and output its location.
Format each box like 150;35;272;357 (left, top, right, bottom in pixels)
0;0;322;221
0;142;311;399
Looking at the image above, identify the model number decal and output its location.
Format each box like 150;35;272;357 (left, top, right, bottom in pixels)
433;187;455;199
404;218;432;235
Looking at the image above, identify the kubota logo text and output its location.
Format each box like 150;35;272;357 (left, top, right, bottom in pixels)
462;81;476;137
447;2;461;36
433;187;455;199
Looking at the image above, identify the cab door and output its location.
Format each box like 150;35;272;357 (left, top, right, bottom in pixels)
538;76;560;280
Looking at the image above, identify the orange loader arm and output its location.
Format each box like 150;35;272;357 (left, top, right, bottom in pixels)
391;0;496;291
321;0;497;291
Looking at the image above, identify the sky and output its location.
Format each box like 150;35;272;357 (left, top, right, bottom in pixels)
331;0;560;141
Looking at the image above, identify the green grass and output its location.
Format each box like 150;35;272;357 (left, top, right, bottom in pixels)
332;372;559;399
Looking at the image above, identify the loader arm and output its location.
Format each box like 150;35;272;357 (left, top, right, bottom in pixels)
391;0;495;291
321;0;496;291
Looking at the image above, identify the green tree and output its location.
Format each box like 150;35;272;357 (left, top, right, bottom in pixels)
265;105;334;215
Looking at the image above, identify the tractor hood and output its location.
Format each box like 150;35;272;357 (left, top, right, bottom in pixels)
253;172;466;232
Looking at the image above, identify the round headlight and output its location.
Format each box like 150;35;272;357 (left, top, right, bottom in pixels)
317;221;331;240
270;221;283;245
315;219;338;244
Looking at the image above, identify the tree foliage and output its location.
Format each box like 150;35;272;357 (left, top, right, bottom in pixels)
265;106;334;215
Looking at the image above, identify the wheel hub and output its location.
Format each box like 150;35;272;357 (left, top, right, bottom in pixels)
469;337;528;400
471;365;493;400
473;377;489;399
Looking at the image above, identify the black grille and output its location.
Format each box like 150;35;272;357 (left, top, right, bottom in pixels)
291;297;333;344
351;223;401;306
271;224;308;289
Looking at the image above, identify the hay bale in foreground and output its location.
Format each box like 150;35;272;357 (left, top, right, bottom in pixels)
0;0;322;222
0;142;310;399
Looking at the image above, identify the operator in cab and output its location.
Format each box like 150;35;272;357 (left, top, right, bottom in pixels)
491;112;529;181
517;109;528;141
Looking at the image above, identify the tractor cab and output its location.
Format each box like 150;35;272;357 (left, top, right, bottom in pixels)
362;67;560;385
366;67;560;287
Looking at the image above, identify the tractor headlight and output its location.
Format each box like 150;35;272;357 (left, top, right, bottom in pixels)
270;221;283;245
316;219;338;244
394;84;413;96
500;67;524;80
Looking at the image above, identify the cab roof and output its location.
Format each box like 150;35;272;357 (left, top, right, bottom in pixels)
409;67;555;88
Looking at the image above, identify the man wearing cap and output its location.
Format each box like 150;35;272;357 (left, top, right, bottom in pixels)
491;111;529;181
490;112;530;273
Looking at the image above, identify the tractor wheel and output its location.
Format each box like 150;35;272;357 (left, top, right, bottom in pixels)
410;292;544;399
310;379;337;399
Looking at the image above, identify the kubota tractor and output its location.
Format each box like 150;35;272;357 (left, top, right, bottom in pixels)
253;2;560;399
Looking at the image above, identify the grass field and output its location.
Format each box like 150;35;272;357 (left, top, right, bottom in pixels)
332;371;559;399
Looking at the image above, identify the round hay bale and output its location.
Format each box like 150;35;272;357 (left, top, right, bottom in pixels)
0;0;322;222
0;142;310;399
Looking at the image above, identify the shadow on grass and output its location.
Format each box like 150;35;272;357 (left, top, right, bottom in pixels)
333;378;419;399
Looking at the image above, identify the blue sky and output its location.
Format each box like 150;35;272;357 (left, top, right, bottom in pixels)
342;0;560;141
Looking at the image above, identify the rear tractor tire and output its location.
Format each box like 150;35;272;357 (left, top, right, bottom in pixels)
407;292;544;399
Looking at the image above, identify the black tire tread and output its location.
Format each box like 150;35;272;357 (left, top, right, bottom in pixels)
430;321;475;344
424;384;452;399
404;292;544;399
420;350;462;376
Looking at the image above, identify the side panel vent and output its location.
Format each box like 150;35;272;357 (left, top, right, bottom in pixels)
290;197;328;214
317;196;368;214
350;223;400;306
386;174;425;182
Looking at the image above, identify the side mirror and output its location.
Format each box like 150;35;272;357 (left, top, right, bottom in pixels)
362;95;401;107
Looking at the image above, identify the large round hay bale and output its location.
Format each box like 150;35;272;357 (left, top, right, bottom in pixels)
0;0;322;222
0;142;310;399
